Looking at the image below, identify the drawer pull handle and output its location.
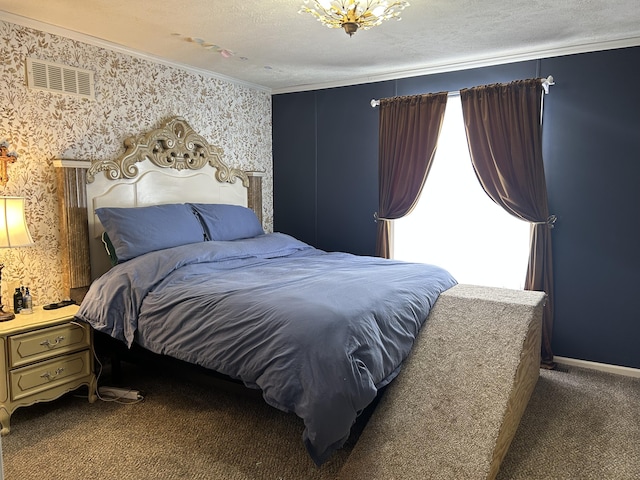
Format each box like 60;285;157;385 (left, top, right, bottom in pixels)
40;336;65;348
40;367;65;380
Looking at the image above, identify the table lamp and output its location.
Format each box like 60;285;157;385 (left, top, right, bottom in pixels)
0;197;34;321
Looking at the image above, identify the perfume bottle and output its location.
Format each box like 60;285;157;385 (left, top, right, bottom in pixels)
13;287;22;314
21;287;33;314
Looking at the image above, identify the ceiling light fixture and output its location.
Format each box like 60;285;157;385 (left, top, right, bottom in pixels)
299;0;410;37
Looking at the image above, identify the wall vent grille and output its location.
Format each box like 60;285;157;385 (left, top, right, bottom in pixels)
26;57;95;100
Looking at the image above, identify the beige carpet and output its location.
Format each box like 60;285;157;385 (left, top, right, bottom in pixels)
497;365;640;480
2;363;639;480
3;364;349;480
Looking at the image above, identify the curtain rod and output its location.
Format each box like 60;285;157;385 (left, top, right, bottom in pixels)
370;75;555;107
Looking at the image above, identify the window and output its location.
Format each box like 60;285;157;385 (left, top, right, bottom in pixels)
393;95;530;289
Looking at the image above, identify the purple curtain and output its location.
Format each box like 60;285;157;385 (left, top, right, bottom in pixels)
460;78;556;367
375;92;448;258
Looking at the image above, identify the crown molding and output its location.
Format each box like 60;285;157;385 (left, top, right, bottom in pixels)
272;36;640;94
0;11;271;93
3;10;639;97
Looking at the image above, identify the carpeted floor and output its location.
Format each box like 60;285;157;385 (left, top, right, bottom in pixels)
496;365;640;480
2;363;639;480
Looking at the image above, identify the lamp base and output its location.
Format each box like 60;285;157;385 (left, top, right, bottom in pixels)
0;308;15;322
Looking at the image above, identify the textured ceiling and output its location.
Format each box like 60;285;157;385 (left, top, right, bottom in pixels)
1;0;640;93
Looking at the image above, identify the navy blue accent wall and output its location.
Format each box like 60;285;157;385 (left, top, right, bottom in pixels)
272;46;640;369
540;48;640;369
273;91;317;246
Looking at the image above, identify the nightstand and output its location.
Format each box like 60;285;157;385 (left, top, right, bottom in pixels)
0;305;97;434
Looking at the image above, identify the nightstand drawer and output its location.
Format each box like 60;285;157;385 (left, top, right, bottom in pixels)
8;322;90;368
9;349;92;402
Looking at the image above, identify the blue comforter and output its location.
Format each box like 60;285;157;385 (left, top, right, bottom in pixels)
76;233;456;465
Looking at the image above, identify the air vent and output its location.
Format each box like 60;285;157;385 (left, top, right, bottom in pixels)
25;57;95;100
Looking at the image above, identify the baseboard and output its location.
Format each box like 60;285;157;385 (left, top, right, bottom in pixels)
554;356;640;378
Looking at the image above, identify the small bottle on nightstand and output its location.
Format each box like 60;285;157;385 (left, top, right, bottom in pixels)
21;287;33;314
13;288;22;314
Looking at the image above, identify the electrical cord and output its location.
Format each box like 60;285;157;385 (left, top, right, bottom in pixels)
71;320;145;405
94;358;145;405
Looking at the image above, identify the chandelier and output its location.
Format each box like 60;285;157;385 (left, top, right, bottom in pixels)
299;0;410;37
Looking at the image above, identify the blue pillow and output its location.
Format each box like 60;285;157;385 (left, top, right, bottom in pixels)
189;203;264;241
96;204;206;262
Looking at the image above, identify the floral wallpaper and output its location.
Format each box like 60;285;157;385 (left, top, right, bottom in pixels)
0;19;272;307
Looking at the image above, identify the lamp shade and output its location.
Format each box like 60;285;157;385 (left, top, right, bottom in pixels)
0;197;34;248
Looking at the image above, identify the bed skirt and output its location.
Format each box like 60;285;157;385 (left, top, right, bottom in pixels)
338;284;545;480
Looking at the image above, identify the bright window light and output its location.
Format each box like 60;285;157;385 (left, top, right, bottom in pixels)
393;95;530;289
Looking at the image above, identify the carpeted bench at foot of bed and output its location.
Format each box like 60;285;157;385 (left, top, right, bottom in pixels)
338;284;545;480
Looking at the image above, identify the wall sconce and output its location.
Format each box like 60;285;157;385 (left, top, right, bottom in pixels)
0;140;19;187
0;197;34;321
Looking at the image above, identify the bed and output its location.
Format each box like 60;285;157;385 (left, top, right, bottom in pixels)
54;117;544;477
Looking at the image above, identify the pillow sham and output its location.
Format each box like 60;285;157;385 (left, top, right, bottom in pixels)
189;203;264;241
96;203;206;262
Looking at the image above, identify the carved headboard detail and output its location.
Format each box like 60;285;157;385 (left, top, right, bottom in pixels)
54;116;264;303
86;116;250;187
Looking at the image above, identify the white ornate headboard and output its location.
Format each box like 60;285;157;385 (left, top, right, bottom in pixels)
54;116;264;301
